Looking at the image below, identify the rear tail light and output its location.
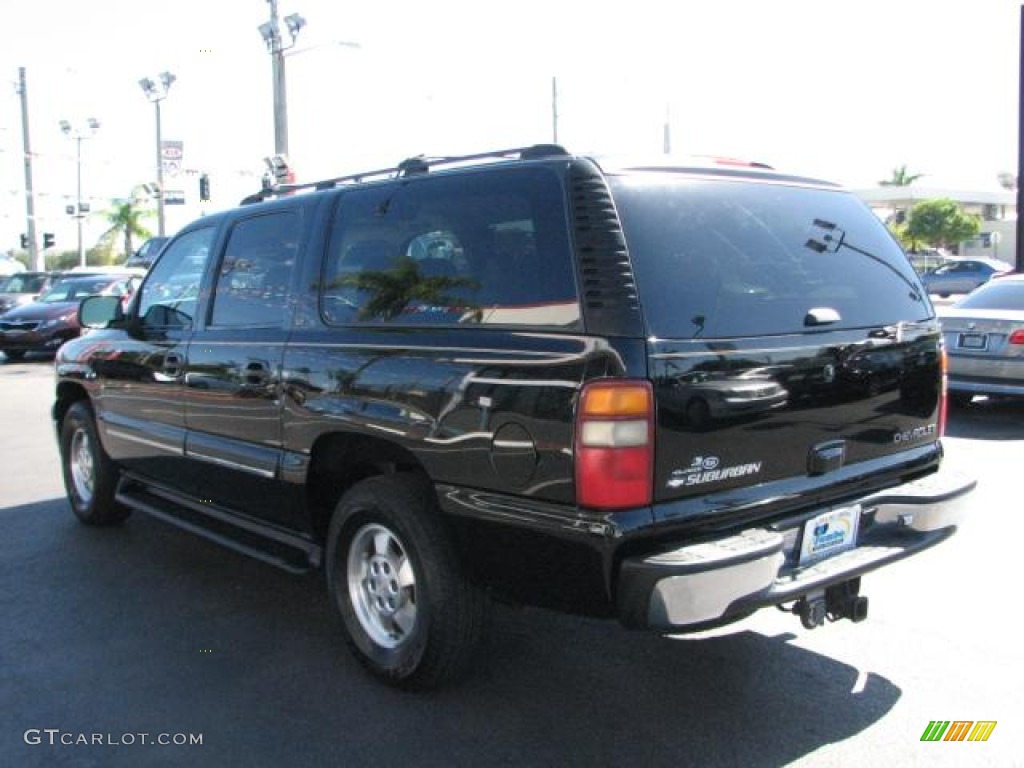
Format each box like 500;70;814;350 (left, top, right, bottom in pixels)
1009;329;1024;345
938;346;948;437
575;380;654;510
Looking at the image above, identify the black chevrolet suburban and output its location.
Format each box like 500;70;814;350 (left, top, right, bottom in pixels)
54;145;975;689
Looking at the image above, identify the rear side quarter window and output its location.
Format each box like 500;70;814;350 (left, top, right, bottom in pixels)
320;168;581;329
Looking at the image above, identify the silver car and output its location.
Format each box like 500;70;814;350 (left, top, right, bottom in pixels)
938;274;1024;405
921;257;1012;297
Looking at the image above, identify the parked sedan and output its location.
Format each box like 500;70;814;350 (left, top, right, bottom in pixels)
0;272;59;315
0;274;139;361
920;257;1012;297
938;274;1024;406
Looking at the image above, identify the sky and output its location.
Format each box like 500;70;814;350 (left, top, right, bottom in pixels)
1;0;1022;255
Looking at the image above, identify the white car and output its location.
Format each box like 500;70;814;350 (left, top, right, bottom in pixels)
0;256;26;276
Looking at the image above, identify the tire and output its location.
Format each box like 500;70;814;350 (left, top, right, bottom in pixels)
3;350;26;361
59;401;131;526
325;474;487;690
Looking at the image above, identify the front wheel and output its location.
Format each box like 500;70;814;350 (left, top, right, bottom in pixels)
59;401;131;526
325;474;487;690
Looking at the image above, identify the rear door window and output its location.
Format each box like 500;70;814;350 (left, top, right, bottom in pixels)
321;167;580;328
209;211;301;328
610;176;930;338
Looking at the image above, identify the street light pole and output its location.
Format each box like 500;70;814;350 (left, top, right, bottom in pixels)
260;0;306;159
60;117;100;268
155;97;165;236
271;0;288;156
74;136;83;265
139;72;175;238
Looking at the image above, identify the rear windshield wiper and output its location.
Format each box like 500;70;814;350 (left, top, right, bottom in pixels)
805;219;923;303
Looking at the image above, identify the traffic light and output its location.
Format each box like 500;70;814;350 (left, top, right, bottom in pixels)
43;233;55;249
199;173;211;202
20;233;28;249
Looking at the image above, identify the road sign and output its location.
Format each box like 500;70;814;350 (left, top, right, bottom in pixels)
161;140;184;177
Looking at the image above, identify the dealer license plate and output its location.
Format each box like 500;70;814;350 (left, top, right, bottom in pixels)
957;332;988;351
798;505;861;566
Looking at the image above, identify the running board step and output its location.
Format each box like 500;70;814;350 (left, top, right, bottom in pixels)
115;474;320;574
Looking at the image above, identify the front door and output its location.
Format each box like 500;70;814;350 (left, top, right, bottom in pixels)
95;227;218;488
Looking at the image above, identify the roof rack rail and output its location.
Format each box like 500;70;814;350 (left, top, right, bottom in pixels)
239;143;570;205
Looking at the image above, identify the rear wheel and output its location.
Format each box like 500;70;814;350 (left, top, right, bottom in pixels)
325;474;487;690
59;401;131;526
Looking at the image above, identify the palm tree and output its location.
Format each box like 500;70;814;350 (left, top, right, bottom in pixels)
101;199;153;262
879;165;924;187
334;256;480;321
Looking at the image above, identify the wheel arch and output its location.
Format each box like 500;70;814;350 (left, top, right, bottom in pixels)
305;431;431;545
53;380;90;430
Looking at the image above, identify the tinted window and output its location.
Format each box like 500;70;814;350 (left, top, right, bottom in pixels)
611;176;930;338
137;227;217;329
210;211;301;328
321;167;579;328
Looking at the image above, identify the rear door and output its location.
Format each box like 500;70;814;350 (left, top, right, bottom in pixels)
181;204;307;530
609;174;942;510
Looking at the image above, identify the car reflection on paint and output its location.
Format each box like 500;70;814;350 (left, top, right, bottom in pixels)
663;367;788;428
836;343;905;397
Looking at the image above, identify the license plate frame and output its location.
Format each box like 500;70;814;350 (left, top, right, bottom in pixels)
798;505;861;566
957;332;989;351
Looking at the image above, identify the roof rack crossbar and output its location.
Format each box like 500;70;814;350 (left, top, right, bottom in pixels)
240;143;569;205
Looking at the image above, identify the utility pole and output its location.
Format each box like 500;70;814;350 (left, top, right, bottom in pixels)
17;67;41;271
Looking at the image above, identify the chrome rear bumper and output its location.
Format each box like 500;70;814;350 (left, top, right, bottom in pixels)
617;468;976;631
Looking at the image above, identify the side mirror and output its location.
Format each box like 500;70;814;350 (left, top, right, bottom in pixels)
79;295;124;329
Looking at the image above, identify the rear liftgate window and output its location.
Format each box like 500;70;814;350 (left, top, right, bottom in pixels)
610;176;930;339
320;167;581;329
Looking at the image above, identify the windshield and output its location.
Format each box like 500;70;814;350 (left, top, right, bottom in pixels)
38;277;123;303
610;176;931;338
955;280;1024;310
